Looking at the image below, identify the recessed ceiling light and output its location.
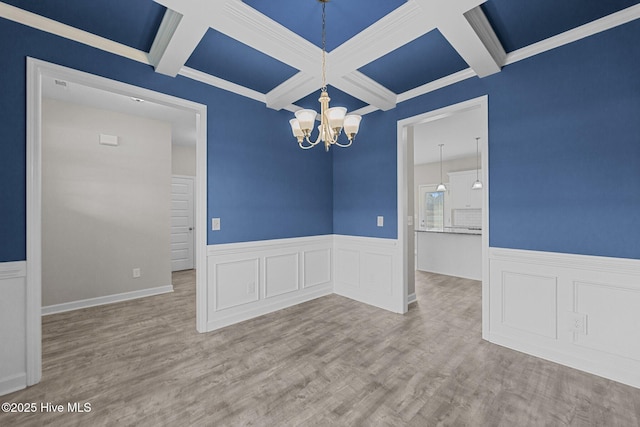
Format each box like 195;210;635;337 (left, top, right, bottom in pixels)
130;97;144;103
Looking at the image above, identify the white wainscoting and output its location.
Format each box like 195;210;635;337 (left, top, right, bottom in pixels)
0;261;27;396
488;248;640;389
206;236;333;331
333;235;404;313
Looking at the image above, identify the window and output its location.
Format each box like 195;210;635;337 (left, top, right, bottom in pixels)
424;191;444;229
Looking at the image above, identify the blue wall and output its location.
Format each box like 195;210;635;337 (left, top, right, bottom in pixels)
334;18;640;260
2;15;639;262
0;17;333;262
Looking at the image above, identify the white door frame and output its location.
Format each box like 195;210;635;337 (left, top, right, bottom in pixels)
26;58;208;386
396;95;489;337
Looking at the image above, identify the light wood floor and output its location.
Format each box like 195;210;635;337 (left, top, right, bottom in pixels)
2;270;639;426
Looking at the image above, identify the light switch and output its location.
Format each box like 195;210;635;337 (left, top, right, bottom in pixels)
212;217;221;231
408;216;414;226
377;216;384;227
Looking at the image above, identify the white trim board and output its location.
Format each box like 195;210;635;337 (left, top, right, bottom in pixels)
26;58;208;388
42;285;174;316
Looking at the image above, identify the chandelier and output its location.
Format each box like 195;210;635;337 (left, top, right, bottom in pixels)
289;0;362;151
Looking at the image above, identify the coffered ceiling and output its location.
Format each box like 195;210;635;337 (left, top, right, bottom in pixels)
2;0;639;115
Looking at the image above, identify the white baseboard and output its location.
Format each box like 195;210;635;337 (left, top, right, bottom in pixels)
0;373;26;396
408;292;417;305
42;285;174;315
206;283;333;331
488;332;640;389
488;247;640;389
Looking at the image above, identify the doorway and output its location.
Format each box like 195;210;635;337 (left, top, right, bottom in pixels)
26;58;208;386
396;95;489;337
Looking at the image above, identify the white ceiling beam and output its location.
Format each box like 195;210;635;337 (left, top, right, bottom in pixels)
149;9;209;77
332;71;397;111
151;0;504;109
437;12;502;76
413;0;503;77
266;72;321;111
268;2;431;112
464;6;507;68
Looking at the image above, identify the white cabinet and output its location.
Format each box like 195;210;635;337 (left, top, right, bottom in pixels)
448;170;482;210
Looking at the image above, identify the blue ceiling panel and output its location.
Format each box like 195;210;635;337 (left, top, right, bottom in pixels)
482;0;640;52
2;0;165;52
358;30;468;94
294;85;368;113
242;0;407;51
186;29;300;94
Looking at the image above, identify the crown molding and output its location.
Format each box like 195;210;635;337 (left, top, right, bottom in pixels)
505;4;640;65
179;67;266;104
397;68;477;104
0;2;150;65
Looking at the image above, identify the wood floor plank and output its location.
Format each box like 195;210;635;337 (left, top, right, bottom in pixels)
1;269;639;426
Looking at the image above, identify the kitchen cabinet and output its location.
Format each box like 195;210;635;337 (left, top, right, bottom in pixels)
448;169;482;210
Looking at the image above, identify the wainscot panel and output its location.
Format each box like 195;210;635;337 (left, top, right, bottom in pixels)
0;261;27;396
206;236;333;331
333;235;403;313
489;248;640;389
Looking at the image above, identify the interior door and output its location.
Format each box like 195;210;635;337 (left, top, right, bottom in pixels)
171;176;194;271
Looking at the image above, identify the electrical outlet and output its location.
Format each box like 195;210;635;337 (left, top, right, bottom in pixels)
377;216;384;227
247;282;255;294
212;217;221;231
570;312;587;335
132;268;141;278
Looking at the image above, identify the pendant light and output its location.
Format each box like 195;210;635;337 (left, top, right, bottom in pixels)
471;137;483;190
436;144;446;192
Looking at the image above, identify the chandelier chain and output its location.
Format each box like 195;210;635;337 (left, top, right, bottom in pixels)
321;1;327;91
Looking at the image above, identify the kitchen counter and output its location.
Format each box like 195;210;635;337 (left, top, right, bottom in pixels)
415;229;481;280
416;227;481;236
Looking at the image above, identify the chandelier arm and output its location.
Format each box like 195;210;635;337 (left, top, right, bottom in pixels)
298;141;317;150
333;139;353;148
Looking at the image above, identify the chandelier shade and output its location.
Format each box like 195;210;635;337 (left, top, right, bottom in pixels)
288;0;361;151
